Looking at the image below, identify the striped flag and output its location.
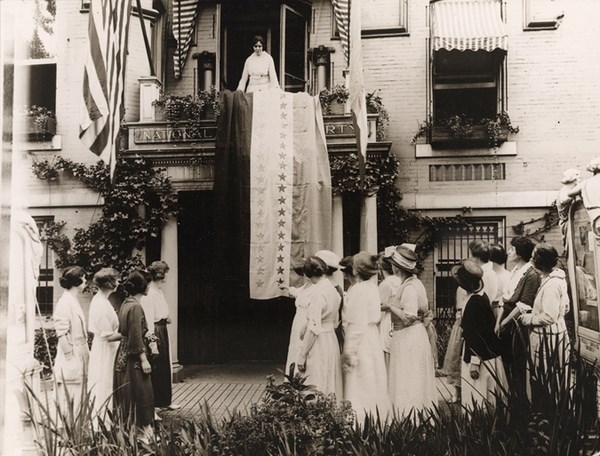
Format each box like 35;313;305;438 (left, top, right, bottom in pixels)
172;0;199;79
79;0;133;179
331;0;349;64
348;0;368;186
215;90;333;300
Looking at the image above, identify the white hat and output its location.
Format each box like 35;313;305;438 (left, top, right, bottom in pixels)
587;158;600;174
560;168;580;184
314;250;341;270
400;243;417;252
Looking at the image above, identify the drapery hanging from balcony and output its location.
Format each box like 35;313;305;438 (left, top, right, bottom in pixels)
214;90;332;300
172;0;199;79
431;0;508;52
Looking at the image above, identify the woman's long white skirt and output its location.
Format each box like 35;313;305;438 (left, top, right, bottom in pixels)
388;323;436;418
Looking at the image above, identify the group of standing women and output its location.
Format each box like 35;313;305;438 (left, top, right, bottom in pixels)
286;245;437;422
52;261;176;442
442;237;571;408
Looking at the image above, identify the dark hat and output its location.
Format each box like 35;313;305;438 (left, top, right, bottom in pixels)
451;259;484;293
384;245;418;273
353;251;379;277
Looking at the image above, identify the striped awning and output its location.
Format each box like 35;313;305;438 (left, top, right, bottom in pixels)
431;0;508;52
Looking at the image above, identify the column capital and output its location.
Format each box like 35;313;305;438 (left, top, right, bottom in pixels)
309;45;336;66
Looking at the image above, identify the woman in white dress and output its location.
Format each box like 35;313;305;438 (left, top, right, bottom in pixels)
88;268;121;417
297;256;343;399
378;253;402;370
237;35;280;93
385;246;436;419
342;252;389;422
285;264;312;377
53;266;89;416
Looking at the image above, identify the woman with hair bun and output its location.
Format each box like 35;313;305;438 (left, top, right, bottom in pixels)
296;256;343;399
141;260;178;410
342;252;389;421
88;267;121;418
53;266;89;415
236;35;280;93
113;269;154;443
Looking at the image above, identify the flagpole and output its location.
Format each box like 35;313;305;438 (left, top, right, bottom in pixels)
135;0;156;77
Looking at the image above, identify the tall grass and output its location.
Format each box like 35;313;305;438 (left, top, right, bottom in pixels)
25;343;599;455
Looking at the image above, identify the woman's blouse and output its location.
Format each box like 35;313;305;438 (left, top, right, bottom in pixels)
88;292;118;338
237;52;279;92
115;297;149;371
379;275;402;310
502;263;541;314
140;282;169;334
54;291;87;343
461;293;502;363
390;276;428;328
521;268;569;333
306;279;341;335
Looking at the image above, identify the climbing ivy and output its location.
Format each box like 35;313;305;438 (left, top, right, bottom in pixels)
32;156;178;273
329;151;468;260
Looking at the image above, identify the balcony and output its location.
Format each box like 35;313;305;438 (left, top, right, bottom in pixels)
122;113;392;189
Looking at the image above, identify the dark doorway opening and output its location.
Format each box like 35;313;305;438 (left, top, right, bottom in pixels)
178;190;295;363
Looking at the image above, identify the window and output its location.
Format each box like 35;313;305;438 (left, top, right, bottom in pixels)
34;217;55;315
523;0;564;30
434;218;504;312
432;49;504;125
332;0;408;39
429;163;505;182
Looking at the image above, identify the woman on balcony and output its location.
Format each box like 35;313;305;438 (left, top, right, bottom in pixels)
236;35;280;93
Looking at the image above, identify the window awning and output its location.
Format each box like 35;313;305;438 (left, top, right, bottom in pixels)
431;0;508;52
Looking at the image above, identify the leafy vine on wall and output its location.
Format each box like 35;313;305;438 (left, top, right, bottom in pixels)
32;156;178;273
329;152;468;262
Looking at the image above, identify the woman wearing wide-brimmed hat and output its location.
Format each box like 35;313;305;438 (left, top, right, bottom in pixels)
385;246;435;418
454;260;507;408
342;252;389;422
297;256;343;399
377;252;402;370
285;261;313;377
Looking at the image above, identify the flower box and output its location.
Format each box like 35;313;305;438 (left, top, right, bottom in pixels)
328;100;346;115
23;116;56;141
430;125;509;148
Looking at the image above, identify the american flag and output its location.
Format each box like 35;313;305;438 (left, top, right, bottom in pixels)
79;0;133;179
331;0;349;64
173;0;199;79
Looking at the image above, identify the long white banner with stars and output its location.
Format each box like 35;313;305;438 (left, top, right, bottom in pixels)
249;89;294;299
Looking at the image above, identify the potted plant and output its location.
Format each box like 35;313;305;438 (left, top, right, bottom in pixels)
23;105;56;141
152;93;195;122
319;84;349;115
366;90;390;141
197;86;221;120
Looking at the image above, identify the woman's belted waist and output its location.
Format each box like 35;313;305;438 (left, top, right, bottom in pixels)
532;320;567;336
393;321;422;331
320;322;336;332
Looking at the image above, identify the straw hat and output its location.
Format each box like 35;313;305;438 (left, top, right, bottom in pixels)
384;245;418;274
451;259;484;293
560;168;580;184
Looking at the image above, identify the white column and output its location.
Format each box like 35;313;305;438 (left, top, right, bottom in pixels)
138;76;162;121
360;189;378;254
331;194;344;289
160;216;183;382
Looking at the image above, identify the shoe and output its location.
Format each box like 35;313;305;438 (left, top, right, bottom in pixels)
166;403;181;410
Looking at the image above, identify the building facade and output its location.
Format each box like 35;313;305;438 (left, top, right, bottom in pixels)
14;0;600;366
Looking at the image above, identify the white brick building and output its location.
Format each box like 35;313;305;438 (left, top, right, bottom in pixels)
14;0;600;364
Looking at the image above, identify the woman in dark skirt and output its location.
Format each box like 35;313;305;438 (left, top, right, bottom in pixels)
114;269;154;442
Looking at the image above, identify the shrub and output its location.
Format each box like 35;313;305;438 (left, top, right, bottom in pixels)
34;328;57;379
